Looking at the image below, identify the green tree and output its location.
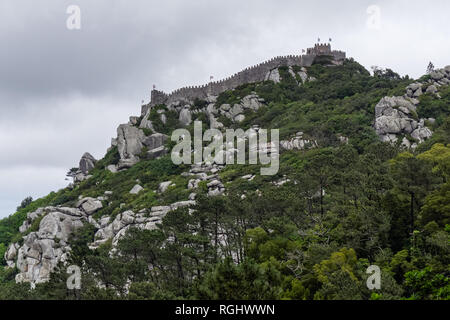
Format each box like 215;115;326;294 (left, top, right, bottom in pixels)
16;196;33;211
389;152;438;234
194;258;283;300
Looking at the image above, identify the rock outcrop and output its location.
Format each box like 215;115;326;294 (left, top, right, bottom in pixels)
4;192;111;285
179;107;192;126
129;184;144;194
79;153;97;174
374;96;432;148
158;181;173;193
373;65;450;148
113;125;169;170
8;206;88;285
184;163;226;197
5;189;198;286
71;152;97;183
117;124;146;169
280;132;318;151
90;201;196;249
264;68;281;83
76;197;103;215
217;94;265;124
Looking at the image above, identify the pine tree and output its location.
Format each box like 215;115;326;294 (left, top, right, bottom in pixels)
427;61;435;74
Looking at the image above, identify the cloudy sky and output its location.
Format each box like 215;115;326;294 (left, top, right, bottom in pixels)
0;0;449;218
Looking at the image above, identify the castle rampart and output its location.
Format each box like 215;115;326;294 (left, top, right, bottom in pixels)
143;43;346;113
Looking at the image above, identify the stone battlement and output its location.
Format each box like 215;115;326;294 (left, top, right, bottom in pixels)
145;43;346;112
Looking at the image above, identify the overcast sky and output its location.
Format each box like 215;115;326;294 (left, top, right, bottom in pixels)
1;0;449;218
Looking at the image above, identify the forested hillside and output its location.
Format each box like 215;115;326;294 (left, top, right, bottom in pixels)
1;59;449;300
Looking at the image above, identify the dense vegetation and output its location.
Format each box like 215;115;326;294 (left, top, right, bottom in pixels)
0;59;449;300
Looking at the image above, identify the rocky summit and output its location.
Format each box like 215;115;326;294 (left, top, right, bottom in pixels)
1;43;449;300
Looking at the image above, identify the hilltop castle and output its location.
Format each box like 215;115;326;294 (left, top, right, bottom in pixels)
145;42;346;112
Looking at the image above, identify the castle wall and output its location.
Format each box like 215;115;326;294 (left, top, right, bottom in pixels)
144;46;346;113
159;55;303;107
300;54;316;67
151;90;169;106
332;50;346;61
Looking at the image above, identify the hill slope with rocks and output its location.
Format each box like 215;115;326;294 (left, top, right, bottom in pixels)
1;57;449;300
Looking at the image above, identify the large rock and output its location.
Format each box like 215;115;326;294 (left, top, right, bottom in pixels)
37;211;83;240
430;71;445;81
117;124;145;168
79;152;97;174
230;104;244;118
142;133;168;150
146;146;168;160
298;71;308;83
107;164;118;173
264;68;281;83
4;243;19;268
234;114;245;123
130;184;144;194
411;127;433;141
139;108;155;131
158;181;173;193
426;85;438;94
241;94;264;111
77;197;103;215
179;107;192;126
375;96;416;118
374;96;432;147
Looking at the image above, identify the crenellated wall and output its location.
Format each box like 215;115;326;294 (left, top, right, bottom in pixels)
143;45;346;113
161;55;303;106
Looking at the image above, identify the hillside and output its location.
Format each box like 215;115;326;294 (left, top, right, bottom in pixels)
1;57;449;300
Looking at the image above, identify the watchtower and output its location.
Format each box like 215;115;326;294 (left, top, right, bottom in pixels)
306;43;332;55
